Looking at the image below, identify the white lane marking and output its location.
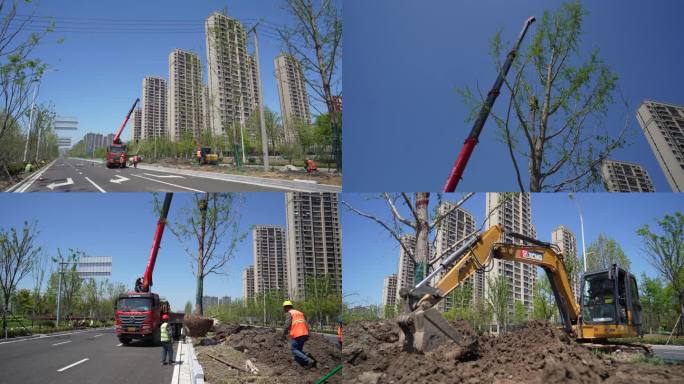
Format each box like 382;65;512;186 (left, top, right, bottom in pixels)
93;334;103;338
131;174;204;192
171;341;183;383
143;172;184;179
12;159;57;192
78;172;82;175
57;358;89;372
116;343;122;347
84;177;107;193
0;327;112;346
46;177;74;190
109;174;130;184
52;340;72;346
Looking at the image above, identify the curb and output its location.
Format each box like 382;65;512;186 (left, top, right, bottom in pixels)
5;159;58;192
185;337;205;384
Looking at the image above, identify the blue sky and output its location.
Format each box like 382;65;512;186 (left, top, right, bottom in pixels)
344;0;684;192
2;193;288;311
341;193;682;307
20;0;334;145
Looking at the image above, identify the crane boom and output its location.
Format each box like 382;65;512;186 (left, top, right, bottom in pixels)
135;193;173;293
443;16;535;192
113;98;140;145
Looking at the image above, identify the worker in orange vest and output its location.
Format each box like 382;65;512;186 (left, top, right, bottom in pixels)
305;159;318;173
281;300;316;368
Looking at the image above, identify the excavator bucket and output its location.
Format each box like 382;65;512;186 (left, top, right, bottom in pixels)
397;306;477;354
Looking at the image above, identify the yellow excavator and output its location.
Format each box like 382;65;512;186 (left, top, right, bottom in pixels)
397;225;644;353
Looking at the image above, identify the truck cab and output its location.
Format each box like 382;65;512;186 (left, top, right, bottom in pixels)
106;144;127;168
114;292;162;344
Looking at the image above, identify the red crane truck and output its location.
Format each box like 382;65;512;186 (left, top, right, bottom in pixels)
114;193;183;345
106;98;139;169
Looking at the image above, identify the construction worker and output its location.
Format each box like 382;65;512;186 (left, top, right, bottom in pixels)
305;159;318;173
160;314;175;365
196;148;203;165
281;300;316;368
336;318;343;350
131;155;140;168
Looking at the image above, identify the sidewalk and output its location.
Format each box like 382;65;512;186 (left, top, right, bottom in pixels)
173;337;204;384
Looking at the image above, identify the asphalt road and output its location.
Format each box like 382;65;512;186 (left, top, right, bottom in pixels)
15;158;279;192
651;344;684;361
0;328;179;384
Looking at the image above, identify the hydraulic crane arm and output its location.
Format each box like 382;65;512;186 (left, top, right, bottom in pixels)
398;224;580;352
113;98;140;145
135;193;173;293
443;16;535;192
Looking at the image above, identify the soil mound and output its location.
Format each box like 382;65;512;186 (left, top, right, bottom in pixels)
340;320;684;384
216;325;343;383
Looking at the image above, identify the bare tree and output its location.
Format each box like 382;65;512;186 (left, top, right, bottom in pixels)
159;193;245;316
459;1;626;192
277;0;342;170
0;221;41;337
343;192;519;285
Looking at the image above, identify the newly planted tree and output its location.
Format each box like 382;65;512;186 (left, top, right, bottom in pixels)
459;1;626;191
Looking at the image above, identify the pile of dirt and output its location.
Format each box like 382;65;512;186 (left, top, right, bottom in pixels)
340;320;684;384
184;315;214;337
195;325;344;383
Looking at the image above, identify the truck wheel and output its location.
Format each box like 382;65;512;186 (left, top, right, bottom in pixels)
119;337;131;345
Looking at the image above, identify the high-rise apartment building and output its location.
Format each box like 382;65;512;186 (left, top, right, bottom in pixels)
168;49;204;142
248;54;260;113
275;53;310;143
285;192;342;301
602;159;655;192
551;225;580;301
253;225;288;296
382;274;398;309
141;76;167;139
202;296;219;309
205;12;254;135
242;265;255;301
396;235;416;303
636;100;684;192
484;193;537;312
131;108;142;142
434;202;477;311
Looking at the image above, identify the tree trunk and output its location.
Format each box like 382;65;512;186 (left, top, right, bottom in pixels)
195;195;208;316
413;192;431;282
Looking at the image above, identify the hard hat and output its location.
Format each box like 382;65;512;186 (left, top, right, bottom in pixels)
282;300;294;308
162;314;169;320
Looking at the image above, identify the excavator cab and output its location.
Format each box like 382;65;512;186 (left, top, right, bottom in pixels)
579;264;642;339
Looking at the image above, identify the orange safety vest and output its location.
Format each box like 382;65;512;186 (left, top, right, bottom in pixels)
288;309;309;338
337;325;343;343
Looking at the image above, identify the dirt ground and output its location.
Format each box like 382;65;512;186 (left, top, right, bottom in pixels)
146;159;342;186
338;320;684;384
194;325;344;384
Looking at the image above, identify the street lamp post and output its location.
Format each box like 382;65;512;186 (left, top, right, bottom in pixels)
22;80;41;163
568;193;587;273
247;22;269;171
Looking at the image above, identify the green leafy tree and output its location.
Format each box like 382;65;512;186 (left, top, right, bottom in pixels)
459;1;625;191
278;0;342;170
470;298;493;333
585;234;630;271
532;275;557;321
184;301;192;315
11;288;33;317
488;275;511;333
0;221;42;336
637;212;684;331
299;275;342;327
158;193;245;316
639;274;676;333
512;300;528;326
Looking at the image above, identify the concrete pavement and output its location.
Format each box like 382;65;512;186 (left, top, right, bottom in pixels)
6;157;341;193
0;327;178;384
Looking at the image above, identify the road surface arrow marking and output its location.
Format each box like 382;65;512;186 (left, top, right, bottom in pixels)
109;175;130;184
46;178;74;190
142;172;184;179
